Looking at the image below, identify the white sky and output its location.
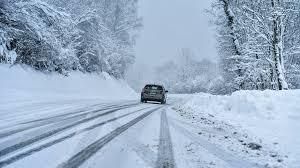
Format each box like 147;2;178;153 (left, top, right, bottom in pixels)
134;0;217;67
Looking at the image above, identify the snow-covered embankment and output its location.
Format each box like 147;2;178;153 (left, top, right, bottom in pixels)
176;90;300;167
0;65;136;102
0;65;137;127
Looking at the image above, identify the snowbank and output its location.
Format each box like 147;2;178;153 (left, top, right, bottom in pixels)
178;90;300;167
0;64;137;103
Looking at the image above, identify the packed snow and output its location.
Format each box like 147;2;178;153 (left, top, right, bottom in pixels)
0;65;137;127
175;90;300;167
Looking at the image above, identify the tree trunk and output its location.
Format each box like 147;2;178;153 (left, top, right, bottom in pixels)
221;0;243;89
271;0;288;90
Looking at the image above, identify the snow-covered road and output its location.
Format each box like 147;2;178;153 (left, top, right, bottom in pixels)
0;97;285;168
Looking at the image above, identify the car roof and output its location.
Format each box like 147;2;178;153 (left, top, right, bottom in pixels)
144;84;164;88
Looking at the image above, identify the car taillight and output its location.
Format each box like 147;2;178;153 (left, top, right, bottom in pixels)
143;89;149;94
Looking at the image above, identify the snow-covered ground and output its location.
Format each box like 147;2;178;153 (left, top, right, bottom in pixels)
1;65;299;168
0;64;136;111
0;64;136;102
0;64;137;128
174;90;300;167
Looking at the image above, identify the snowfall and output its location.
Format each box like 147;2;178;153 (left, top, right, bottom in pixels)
0;65;299;168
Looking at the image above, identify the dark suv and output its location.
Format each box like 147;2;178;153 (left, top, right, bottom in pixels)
141;84;168;104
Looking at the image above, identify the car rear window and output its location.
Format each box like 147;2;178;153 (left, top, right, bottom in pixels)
145;85;163;90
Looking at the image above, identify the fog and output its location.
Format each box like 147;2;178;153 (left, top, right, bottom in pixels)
134;0;217;67
127;0;218;90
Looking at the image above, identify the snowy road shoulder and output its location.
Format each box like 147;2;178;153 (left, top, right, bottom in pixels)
170;92;295;168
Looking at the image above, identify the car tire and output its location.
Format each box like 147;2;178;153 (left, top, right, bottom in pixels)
161;98;166;104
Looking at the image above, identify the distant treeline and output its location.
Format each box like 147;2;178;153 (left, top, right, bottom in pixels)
154;49;222;94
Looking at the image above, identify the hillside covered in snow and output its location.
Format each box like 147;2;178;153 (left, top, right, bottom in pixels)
0;64;136;103
0;0;141;78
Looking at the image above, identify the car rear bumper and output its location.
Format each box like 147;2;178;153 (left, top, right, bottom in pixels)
142;94;163;101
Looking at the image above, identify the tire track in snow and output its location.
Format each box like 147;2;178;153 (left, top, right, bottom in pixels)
0;105;105;139
20;101;137;124
58;106;163;168
0;103;140;158
0;106;154;168
156;110;176;168
0;102;139;139
19;103;109;124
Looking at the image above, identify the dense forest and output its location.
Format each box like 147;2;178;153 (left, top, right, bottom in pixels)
211;0;300;93
1;0;300;94
131;0;300;94
0;0;141;78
